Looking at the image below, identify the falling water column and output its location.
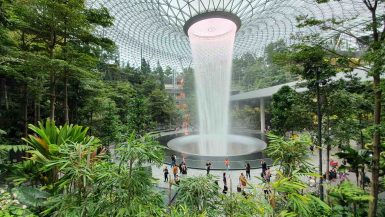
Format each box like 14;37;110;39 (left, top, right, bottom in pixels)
187;18;237;156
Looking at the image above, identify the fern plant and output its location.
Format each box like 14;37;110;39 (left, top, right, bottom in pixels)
0;129;31;182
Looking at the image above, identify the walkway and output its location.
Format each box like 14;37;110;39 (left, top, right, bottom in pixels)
152;144;365;197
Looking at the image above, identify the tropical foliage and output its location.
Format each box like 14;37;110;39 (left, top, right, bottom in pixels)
1;0;385;216
266;133;314;176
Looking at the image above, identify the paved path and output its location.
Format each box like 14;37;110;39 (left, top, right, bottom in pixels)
152;144;366;196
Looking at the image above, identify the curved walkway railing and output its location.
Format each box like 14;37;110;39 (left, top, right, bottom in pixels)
164;158;274;170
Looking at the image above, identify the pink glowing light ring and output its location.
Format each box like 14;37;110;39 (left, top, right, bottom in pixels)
183;11;241;36
187;18;237;39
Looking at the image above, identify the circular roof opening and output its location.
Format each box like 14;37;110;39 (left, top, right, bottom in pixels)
187;17;237;38
183;11;241;36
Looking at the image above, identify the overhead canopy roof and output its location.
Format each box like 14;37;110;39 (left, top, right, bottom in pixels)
88;0;374;71
230;68;371;101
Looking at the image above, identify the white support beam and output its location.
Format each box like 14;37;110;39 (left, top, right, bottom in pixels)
260;98;265;133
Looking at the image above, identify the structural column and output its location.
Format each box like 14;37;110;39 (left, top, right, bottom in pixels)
260;98;265;133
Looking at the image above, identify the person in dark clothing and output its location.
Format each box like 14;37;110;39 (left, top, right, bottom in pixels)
163;166;169;182
264;167;271;183
261;160;267;172
329;168;337;180
179;162;183;173
223;172;227;186
261;160;267;178
245;162;251;179
171;155;176;166
181;164;187;175
175;175;180;185
206;161;212;175
222;185;228;194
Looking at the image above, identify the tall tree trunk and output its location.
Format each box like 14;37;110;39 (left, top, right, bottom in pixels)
1;78;9;110
89;111;93;135
326;115;330;181
64;72;69;123
361;167;365;189
316;71;324;201
49;72;56;121
326;144;330;177
63;21;69;124
23;84;28;137
33;99;41;124
34;100;37;124
359;114;366;189
369;73;381;217
367;1;382;215
48;29;56;121
36;102;40;123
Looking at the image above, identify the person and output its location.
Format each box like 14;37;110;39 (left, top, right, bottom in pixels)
330;159;338;168
222;184;228;194
175;175;180;185
264;167;271;183
181;164;187;176
206;161;212;175
179;162;183;173
223;172;227;186
309;176;316;187
171;154;176;166
339;171;348;183
263;183;271;198
224;159;230;172
245;162;251;179
239;173;247;190
329;168;337;181
172;164;178;179
237;185;242;192
261;160;267;177
163;166;169;182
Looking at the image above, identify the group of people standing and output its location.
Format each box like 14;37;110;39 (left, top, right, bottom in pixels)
164;155;272;195
163;154;187;183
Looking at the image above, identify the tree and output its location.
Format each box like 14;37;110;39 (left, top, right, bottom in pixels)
126;96;153;137
148;88;176;126
273;43;340;200
231;105;260;129
155;61;165;89
297;1;385;214
271;86;312;135
176;175;220;215
328;181;372;216
11;0;114;122
140;58;151;75
335;146;371;187
95;101;121;146
266;133;314;177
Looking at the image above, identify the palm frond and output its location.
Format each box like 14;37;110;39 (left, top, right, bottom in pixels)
0;144;31;152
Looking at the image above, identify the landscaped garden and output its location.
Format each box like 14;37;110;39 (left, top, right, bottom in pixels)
1;0;385;216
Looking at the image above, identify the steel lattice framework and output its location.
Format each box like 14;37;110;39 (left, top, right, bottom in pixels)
88;0;377;71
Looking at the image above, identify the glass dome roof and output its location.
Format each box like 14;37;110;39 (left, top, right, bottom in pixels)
88;0;376;71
